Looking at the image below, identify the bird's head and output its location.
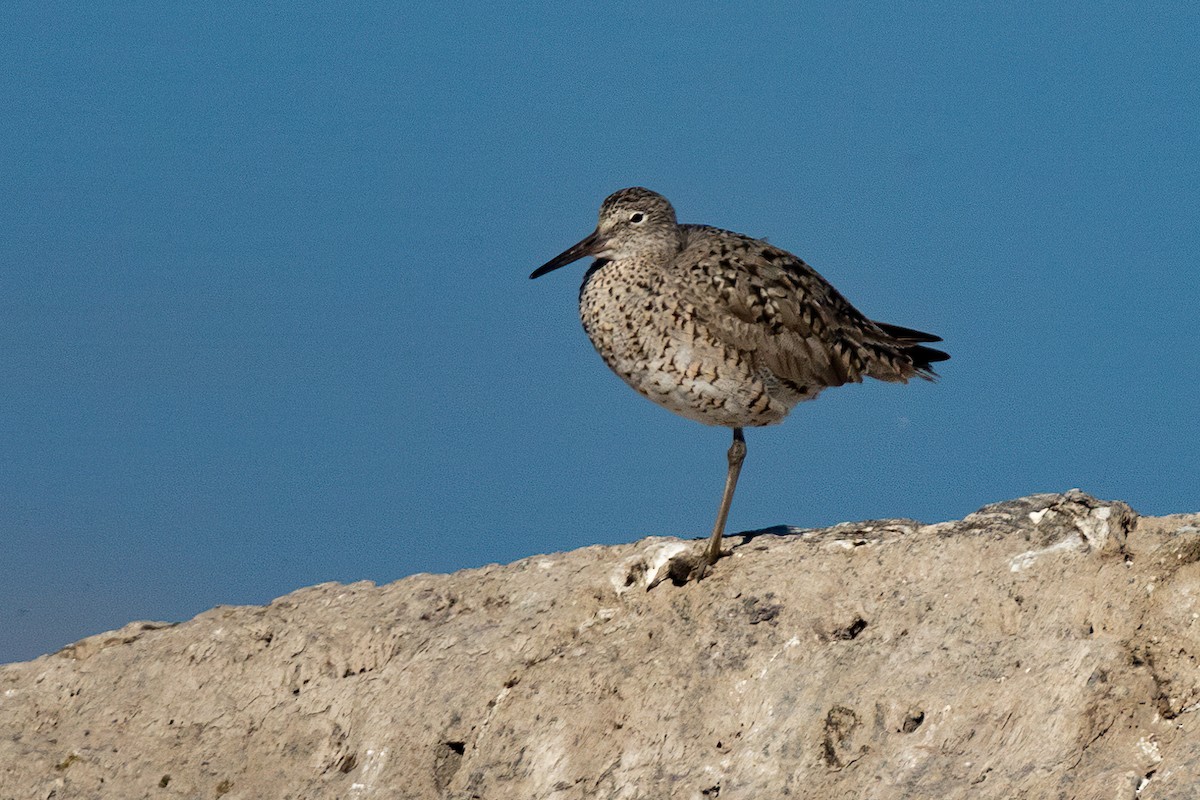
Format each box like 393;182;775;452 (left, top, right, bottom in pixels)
531;187;680;279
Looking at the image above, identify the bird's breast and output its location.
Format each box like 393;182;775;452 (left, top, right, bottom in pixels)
577;260;799;427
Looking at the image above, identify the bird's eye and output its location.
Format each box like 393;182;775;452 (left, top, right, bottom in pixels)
629;212;645;224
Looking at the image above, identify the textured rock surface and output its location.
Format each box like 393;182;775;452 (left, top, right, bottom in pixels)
3;490;1200;800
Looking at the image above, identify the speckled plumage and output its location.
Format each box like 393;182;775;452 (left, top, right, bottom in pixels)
532;187;948;580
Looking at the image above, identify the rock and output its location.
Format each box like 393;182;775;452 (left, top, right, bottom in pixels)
2;491;1199;799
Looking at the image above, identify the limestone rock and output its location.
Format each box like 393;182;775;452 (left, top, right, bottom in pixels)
2;491;1199;799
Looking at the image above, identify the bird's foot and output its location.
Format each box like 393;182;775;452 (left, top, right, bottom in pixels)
649;545;727;588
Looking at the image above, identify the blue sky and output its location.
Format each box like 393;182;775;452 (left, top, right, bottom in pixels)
3;3;1198;662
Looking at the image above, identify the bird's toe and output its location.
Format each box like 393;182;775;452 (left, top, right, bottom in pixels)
648;546;727;588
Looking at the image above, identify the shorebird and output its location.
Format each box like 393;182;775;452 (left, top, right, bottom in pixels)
531;187;948;581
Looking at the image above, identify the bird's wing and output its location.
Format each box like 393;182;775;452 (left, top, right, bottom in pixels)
671;225;931;388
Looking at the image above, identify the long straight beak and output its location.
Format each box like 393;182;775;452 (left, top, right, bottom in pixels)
530;229;606;279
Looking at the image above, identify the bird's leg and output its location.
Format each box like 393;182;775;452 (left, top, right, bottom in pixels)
701;427;746;568
655;428;747;587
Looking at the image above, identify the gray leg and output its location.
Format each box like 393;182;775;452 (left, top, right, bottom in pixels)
702;427;746;567
652;427;747;587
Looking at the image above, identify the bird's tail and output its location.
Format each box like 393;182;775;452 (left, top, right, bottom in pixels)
872;321;950;380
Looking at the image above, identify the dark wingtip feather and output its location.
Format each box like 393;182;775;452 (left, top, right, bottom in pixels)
871;320;950;380
873;321;945;344
906;343;950;381
907;343;951;364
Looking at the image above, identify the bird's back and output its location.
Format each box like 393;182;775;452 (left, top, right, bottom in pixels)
669;224;946;381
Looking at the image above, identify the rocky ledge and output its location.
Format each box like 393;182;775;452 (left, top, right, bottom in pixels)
3;490;1200;799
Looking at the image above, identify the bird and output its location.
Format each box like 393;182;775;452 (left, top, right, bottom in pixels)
530;187;948;582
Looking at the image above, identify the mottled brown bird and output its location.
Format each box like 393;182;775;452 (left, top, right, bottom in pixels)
531;187;948;581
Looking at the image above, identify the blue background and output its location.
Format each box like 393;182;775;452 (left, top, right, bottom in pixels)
3;3;1198;662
